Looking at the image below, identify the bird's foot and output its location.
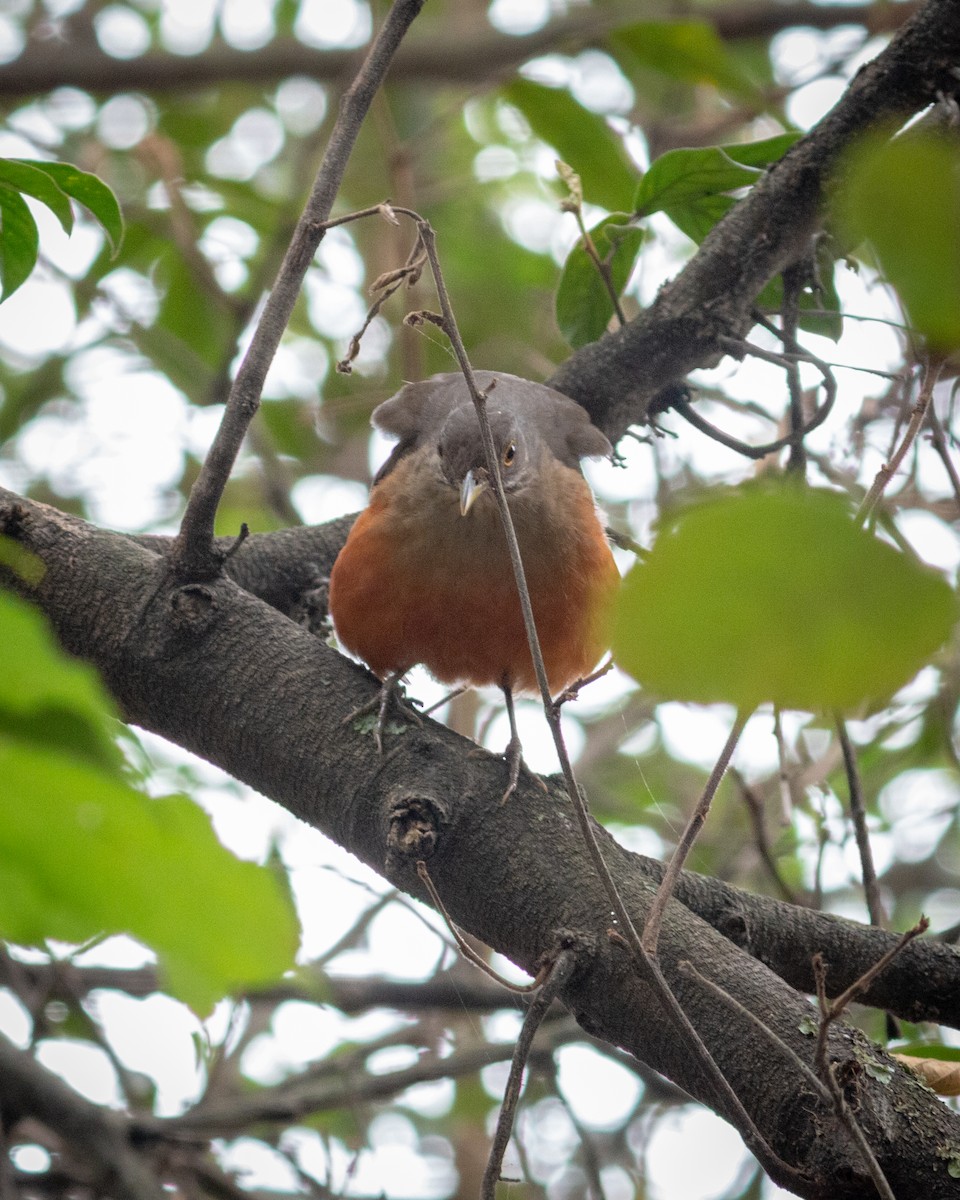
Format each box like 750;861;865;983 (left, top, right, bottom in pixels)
344;671;422;752
465;736;545;803
499;729;548;804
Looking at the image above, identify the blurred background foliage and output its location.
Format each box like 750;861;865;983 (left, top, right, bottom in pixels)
0;1;958;1199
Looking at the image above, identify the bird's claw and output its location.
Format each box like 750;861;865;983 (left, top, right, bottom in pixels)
499;732;547;804
343;671;423;752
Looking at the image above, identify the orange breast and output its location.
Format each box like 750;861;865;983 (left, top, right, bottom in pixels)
329;455;619;696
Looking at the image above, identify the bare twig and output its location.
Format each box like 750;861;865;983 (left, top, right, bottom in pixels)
390;214;805;1187
480;948;577;1200
856;354;944;525
171;0;427;580
670;359;836;461
835;716;886;928
780;264;808;475
642;711;747;954
416;862;547;994
813;917;929;1074
732;770;801;905
680;962;896;1200
820;1061;896;1200
927;401;960;517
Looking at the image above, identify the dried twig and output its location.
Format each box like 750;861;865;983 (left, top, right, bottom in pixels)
642;711;747;954
835;716;886;928
857;354;944;525
926;401;960;517
171;0;428;580
416;862;547;994
812;917;929;1074
480;948;577;1200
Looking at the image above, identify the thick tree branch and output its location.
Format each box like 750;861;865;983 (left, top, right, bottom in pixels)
0;4;919;99
0;1031;164;1200
129;521;960;1028
549;0;960;438
3;489;959;1200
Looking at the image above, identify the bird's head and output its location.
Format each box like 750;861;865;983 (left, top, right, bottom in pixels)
436;406;532;515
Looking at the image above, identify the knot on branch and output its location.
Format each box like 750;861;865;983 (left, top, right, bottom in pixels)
0;499;28;538
385;791;446;876
293;574;331;636
169;583;219;634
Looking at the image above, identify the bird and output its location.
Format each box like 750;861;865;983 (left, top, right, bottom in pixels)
328;370;620;798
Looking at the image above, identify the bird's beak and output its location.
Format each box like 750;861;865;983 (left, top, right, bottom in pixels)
460;468;487;516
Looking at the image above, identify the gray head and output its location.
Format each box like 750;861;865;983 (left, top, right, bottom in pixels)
371;372;612;505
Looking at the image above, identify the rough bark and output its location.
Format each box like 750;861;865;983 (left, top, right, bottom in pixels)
131;522;960;1030
3;490;959;1200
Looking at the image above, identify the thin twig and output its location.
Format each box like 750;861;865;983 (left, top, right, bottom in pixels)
642;711;747;954
780;264;808;475
608;933;807;1187
480;949;576;1200
856;354;944;526
732;770;800;905
821;1062;896;1200
772;706;795;823
825;917;929;1021
926;401;960;517
331;203;802;1183
670;363;836;460
171;0;427;580
416;862;547;993
680;962;896;1200
401;213;803;1187
835;716;886;928
813;916;929;1074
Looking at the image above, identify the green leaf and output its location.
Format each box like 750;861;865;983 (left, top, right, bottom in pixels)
636;146;759;216
612;485;957;712
0;742;300;1012
636;136;799;218
611;21;764;100
0;184;39;300
663;192;735;246
722;134;802;170
16;159;124;255
636;136;801;242
502;79;636;212
834;132;960;351
0;159;73;233
892;1042;960;1062
555;215;645;347
0;591;124;774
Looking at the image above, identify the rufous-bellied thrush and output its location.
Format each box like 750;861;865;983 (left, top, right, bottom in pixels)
329;371;620;797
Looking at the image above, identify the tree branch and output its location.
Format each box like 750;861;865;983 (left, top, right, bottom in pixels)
549;0;960;438
172;0;427;578
0;1031;165;1200
3;488;959;1199
0;4;920;99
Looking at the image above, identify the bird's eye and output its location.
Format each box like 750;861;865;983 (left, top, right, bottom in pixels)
437;443;444;458
503;443;517;467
